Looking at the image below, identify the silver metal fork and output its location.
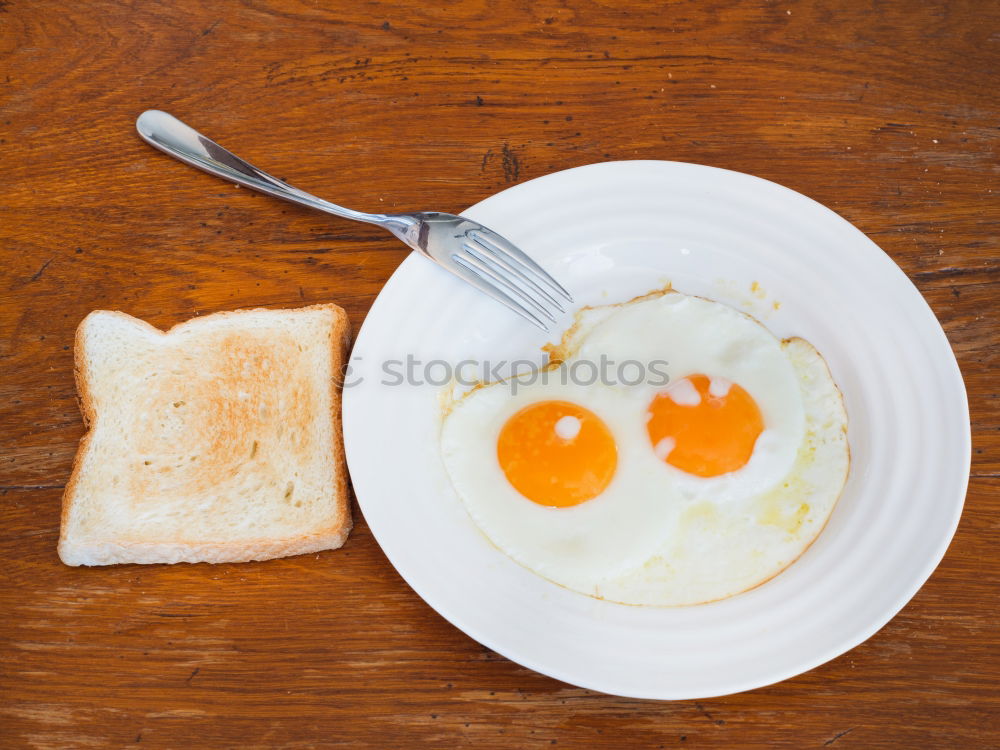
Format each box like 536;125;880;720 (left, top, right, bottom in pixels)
135;110;571;330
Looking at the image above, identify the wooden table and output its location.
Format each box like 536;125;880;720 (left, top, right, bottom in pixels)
2;1;997;747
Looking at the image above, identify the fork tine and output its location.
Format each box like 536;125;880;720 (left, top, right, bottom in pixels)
448;257;550;331
454;250;556;322
465;240;566;313
461;243;560;319
468;229;573;303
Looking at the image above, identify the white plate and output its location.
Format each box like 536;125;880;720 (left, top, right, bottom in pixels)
342;161;970;699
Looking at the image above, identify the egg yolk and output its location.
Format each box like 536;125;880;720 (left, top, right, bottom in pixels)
497;400;617;507
646;374;764;477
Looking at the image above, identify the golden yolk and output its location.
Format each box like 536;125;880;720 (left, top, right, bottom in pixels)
497;400;617;507
646;374;764;477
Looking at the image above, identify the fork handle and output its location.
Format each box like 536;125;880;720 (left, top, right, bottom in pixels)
136;110;390;227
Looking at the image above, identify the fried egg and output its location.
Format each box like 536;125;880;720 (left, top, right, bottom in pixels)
440;290;849;606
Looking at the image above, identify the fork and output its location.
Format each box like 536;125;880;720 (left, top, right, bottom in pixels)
135;110;571;330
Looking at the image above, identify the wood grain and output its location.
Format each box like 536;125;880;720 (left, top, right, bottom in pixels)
1;0;997;747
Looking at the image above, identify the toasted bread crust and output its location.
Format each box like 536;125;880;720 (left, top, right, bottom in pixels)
58;303;352;566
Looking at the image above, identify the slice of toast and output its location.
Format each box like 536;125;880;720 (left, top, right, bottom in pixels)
58;304;352;566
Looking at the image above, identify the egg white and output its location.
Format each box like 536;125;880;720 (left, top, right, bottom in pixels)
440;290;849;606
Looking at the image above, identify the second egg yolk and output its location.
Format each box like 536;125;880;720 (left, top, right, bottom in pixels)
497;400;617;508
646;374;764;477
